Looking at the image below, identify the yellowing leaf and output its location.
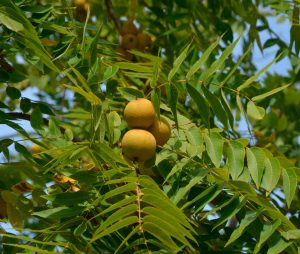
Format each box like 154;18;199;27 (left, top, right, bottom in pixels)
54;174;77;184
11;180;33;194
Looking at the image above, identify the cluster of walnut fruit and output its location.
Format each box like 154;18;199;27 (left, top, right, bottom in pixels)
117;19;152;61
121;99;171;162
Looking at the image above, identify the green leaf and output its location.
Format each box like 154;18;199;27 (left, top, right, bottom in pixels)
220;89;234;129
144;215;192;247
212;196;247;230
97;196;136;217
142;192;193;232
143;207;195;242
117;87;144;101
185;184;222;213
225;210;260;247
164;158;190;183
74;221;87;236
151;58;161;88
186;37;221;80
14;142;31;158
2;244;61;254
151;89;161;119
89;25;102;66
6;86;21;99
167;83;178;129
204;131;224;167
201;195;238;221
222;45;252;85
30;106;44;130
261;157;281;195
0;11;24;32
20;98;31;113
202;34;241;82
143;221;180;252
102;183;137;201
48;119;61;137
32;206;83;219
252;84;290;102
236;94;251;134
168;43;191;81
246;147;265;188
90;216;139;243
64;84;101;105
95;204;138;234
237;53;282;91
266;235;292;254
281;229;300;240
247;101;265;120
254;219;281;254
186;83;210;126
173;170;208;205
0;1;59;72
43;192;91;205
202;86;228;128
282;167;297;208
101;65;119;83
226;180;257;195
7;203;23;229
225;140;245;180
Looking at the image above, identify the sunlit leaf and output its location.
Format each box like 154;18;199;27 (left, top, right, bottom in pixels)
204;131;224;167
282;167;297;208
261;157;281;195
247;101;265;120
225;140;245;179
246;147;265;188
252;84;290;102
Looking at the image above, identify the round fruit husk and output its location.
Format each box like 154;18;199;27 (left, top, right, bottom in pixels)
124;98;155;129
148;117;171;146
122;129;156;162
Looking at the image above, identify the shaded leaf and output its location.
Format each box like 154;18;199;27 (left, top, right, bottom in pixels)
32;206;83;219
266;234;292;254
6;86;21;100
202;85;228;128
202;34;241;82
254;219;281;254
186;83;210;126
168;43;190;81
186;37;221;80
225;210;260;247
237;54;282;91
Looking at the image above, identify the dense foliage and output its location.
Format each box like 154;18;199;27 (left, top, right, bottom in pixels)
0;0;300;253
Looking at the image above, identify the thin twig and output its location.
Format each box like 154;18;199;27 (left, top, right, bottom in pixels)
105;0;120;32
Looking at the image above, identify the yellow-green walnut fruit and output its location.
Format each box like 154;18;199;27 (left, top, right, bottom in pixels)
124;98;155;129
148;117;171;146
122;129;156;162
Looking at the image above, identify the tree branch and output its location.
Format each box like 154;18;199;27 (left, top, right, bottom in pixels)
105;0;120;32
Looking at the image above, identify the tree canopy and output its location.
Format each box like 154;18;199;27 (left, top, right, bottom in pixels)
0;0;300;253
